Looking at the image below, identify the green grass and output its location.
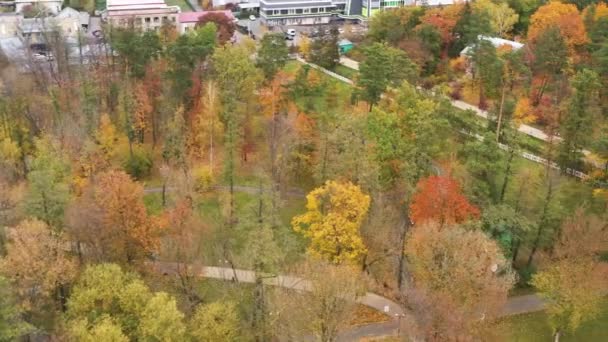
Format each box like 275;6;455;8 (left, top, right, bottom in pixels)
333;64;358;80
496;298;608;341
166;0;194;11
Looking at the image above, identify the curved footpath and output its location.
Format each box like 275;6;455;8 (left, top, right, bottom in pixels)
153;262;545;341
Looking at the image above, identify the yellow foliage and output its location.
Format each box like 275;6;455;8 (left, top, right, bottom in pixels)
192;165;215;192
514;98;536;124
0;137;21;169
292;180;370;265
95;114;123;161
299;35;311;60
593;2;608;20
528;1;588;52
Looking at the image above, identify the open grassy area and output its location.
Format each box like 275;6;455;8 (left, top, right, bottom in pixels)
496;298;608;341
334;64;358;80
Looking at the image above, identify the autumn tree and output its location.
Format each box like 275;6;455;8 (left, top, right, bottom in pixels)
257;33;289;81
272;260;365;342
292;180;370;265
66;170;163;264
356;42;418;111
211;43;262;227
409;175;480;226
197;13;235;44
473;0;519;37
405;223;515;341
24;136;70;230
531;211;608;341
0;275;33;341
189;301;240;341
0;219;77;313
528;1;588;55
418;4;464;59
66;263;186;341
309;26;340;69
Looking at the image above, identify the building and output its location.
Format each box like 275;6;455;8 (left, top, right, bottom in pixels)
361;0;460;17
14;0;63;15
460;35;524;57
102;0;180;31
260;0;336;26
178;10;236;34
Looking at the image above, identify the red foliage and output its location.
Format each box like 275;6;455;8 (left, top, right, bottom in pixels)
410;175;480;226
197;12;235;44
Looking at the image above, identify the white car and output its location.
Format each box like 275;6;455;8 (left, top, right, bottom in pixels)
249;15;256;21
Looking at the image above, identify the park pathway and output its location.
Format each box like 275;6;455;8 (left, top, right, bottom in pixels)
153;262;547;340
337;56;602;170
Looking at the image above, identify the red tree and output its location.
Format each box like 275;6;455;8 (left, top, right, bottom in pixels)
409;175;480;226
197;12;235;44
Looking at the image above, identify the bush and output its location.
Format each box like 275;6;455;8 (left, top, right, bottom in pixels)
193;165;214;192
122;145;153;180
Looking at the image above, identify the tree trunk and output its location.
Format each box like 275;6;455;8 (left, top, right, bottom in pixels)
496;84;507;142
553;329;561;342
526;179;553;268
500;148;515;203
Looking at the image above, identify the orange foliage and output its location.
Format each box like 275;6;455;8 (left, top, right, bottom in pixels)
89;170;164;263
410;175;480;226
419;4;464;54
259;71;290;118
528;1;588;52
513;98;536;124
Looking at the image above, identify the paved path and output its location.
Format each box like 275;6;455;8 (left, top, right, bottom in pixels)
155;261;549;340
154;262;404;340
337;56;602;170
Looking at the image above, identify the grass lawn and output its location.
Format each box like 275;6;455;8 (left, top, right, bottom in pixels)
496;298;608;341
334;64;358;80
166;0;194;11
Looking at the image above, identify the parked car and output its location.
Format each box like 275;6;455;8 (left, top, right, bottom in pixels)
285;28;296;40
249;15;256;21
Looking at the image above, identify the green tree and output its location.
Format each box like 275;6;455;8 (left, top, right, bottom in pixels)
558;69;601;170
257;33;289;80
468;39;502;109
0;276;33;342
211;44;262;228
451;1;492;56
309;27;340;70
24;136;70;229
166;23;217;97
531;26;568;105
66;264;186;341
112;29;162;78
190;301;240;342
461;133;504;204
481;204;531;262
357;42;417;111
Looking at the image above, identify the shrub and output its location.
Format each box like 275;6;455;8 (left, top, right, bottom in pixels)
192;165;214;192
122;145;153;180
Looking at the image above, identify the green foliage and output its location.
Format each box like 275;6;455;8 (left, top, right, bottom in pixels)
309;27;340;70
461;133;504;204
257;33;290;80
166;23;217;96
532;26;568;78
25;136;70;229
451;2;492;56
481;204;531;260
122;145;153;180
0;276;33;341
558;69;601;170
66;264;186;341
357;42;418;111
112;29;162;78
189;301;240;342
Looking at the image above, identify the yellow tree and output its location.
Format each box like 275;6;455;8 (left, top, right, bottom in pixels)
531;211;608;341
0;219;77;311
292;180;370;265
528;1;588;54
473;0;519;37
299;35;311;60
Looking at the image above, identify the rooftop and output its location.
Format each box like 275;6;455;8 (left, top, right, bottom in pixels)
178;10;235;23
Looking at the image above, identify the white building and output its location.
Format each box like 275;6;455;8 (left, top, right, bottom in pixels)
260;0;335;26
460;35;524;56
14;0;63;15
102;0;180;31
